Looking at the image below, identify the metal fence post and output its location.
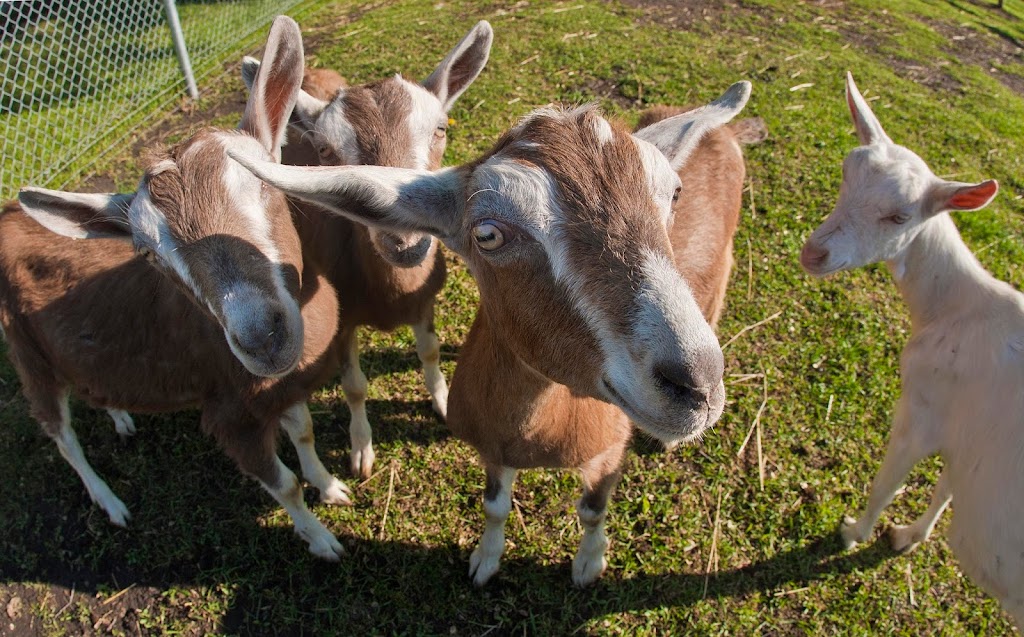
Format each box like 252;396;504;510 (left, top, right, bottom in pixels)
162;0;199;99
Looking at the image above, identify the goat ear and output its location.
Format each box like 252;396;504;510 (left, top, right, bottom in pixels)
239;16;304;161
228;151;464;242
242;56;328;136
925;179;998;216
18;187;134;241
422;20;493;112
633;81;752;171
845;72;891;146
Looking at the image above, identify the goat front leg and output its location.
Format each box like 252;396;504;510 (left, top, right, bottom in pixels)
217;412;343;561
573;450;623;587
279;402;353;506
412;311;448;420
841;398;938;549
469;464;516;587
339;331;375;479
45;390;130;526
887;469;951;553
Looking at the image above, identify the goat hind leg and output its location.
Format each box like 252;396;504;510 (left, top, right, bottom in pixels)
469;465;516;587
340;332;375;479
841;400;936;549
887;469;951;553
412;312;448;420
107;408;136;437
279;402;352;505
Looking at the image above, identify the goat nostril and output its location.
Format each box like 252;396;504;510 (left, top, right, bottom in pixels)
653;362;708;405
800;243;829;268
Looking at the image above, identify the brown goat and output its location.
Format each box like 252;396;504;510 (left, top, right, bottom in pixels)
232;81;758;584
240;21;493;478
11;17;350;560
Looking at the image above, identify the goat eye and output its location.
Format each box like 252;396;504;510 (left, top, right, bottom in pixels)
671;186;681;204
434;125;447;140
886;213;910;225
317;144;338;164
473;221;506;251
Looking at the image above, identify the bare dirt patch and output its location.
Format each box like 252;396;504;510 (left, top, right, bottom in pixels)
617;0;771;31
927;17;1024;96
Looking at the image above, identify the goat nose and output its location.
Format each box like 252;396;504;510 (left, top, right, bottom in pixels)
800;242;829;270
232;309;286;357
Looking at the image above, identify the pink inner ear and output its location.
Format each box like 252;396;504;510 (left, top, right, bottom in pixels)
950;181;997;209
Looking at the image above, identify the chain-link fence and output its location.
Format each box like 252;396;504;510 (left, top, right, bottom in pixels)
0;0;308;200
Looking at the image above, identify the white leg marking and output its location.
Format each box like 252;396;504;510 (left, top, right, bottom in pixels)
279;402;353;506
412;319;448;420
342;337;375;479
52;394;130;526
573;501;610;587
840;405;935;549
469;466;516;587
259;456;344;561
107;409;136;437
887;470;952;553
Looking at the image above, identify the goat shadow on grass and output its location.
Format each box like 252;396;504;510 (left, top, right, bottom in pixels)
0;419;900;636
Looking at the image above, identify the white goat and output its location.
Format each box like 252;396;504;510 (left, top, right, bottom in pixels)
801;72;1024;625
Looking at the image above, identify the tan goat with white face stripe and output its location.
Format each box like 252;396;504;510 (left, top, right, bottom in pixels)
241;21;493;478
11;17;350;560
232;81;752;585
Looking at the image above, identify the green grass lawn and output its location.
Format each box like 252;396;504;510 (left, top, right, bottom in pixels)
2;0;1024;634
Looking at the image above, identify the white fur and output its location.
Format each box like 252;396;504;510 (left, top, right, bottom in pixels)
592;116;614;147
412;318;449;418
314;103;361;165
403;79;448;170
468;467;516;587
107;409;136;436
803;75;1024;626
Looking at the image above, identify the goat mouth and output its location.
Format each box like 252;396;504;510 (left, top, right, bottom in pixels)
804;261;849;278
600;377;711;443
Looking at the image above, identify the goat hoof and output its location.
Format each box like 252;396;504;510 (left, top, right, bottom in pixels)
105;502;131;528
571;554;607;588
468;546;500;587
432;396;448;422
887;524;923;554
110;411;137;437
839;515;865;550
320;478;354;506
350;445;375;480
305;530;345;561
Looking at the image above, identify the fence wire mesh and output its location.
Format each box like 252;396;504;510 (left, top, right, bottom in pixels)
0;0;307;200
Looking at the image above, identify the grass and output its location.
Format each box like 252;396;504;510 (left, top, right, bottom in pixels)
2;0;1024;634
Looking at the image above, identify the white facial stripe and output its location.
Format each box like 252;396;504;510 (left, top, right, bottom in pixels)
216;134;302;344
316;100;361;165
218;135;282;265
129;182;204;306
403;79;447;170
635;248;708;348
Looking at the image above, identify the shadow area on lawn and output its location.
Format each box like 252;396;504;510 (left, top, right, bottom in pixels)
1;518;899;634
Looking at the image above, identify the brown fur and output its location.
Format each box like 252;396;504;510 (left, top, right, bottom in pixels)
636;106;766;326
283;71;447;392
0;136;341;517
449;106;758;579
